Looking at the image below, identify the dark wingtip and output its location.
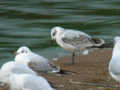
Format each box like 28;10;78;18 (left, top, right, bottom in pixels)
92;38;105;47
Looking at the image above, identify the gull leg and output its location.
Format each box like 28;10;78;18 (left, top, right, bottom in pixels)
72;52;75;64
78;51;80;63
117;82;120;90
76;52;80;64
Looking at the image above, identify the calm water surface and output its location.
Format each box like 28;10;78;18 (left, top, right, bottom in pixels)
0;0;120;66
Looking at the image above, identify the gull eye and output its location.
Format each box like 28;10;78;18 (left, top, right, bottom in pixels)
53;30;57;36
21;50;24;53
21;50;27;54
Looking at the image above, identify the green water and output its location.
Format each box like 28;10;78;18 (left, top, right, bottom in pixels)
0;0;120;66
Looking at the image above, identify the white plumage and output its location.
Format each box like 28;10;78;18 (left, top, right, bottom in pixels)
0;61;53;90
109;37;120;82
9;74;54;90
109;36;120;89
51;26;105;64
15;46;60;73
0;61;36;84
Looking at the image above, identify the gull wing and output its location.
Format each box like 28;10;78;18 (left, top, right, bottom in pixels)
61;30;94;48
28;53;54;72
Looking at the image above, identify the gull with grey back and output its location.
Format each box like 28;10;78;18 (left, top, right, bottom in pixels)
51;26;105;64
15;46;60;73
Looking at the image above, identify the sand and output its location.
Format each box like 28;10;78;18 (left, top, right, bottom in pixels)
0;48;117;90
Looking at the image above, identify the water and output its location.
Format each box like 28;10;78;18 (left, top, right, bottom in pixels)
0;0;120;66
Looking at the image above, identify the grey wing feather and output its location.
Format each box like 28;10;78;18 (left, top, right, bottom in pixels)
28;53;53;72
29;60;53;72
64;29;91;39
29;54;60;73
62;30;94;48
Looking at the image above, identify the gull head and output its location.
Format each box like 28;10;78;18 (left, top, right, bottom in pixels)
15;46;31;55
51;26;64;40
112;36;120;57
114;36;120;44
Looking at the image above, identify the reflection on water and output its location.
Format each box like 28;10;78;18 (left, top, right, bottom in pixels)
0;0;120;66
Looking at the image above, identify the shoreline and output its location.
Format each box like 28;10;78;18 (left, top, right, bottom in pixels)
40;48;116;90
0;48;117;90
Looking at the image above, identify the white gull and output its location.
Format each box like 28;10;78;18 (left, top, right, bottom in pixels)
109;36;120;89
10;74;53;90
9;73;54;90
0;61;37;84
51;26;105;64
14;46;60;73
0;61;53;90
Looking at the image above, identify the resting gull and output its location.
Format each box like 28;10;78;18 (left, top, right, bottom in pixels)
109;36;120;89
0;61;53;90
9;73;54;90
51;26;105;64
14;46;60;73
0;61;37;84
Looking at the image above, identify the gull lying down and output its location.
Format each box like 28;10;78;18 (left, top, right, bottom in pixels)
9;74;54;90
51;26;105;64
0;61;53;90
14;46;60;73
0;61;37;84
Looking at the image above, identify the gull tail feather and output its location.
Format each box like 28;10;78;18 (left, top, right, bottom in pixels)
48;66;60;73
92;38;105;47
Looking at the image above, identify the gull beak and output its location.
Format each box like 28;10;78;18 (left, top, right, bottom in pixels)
14;51;18;55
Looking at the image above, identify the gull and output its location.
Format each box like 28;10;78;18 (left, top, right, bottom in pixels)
9;73;54;90
51;26;105;64
0;61;37;84
14;46;60;73
109;36;120;90
0;61;53;90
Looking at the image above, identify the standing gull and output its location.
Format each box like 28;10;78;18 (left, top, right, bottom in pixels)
109;36;120;90
51;26;105;64
14;46;60;73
